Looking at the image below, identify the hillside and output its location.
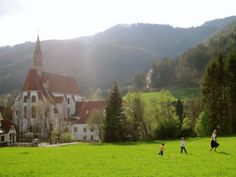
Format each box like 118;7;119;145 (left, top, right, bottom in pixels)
0;16;236;94
149;18;236;89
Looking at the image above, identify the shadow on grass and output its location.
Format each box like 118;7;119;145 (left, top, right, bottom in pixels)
217;151;229;155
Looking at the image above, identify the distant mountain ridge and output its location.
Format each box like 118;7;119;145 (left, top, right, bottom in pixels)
0;16;236;94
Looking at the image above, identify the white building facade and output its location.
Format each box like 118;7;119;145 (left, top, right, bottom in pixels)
12;36;105;142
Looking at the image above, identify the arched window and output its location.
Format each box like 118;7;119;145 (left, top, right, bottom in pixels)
31;95;36;103
67;97;70;104
24;96;27;103
31;106;36;118
24;106;27;118
68;108;70;118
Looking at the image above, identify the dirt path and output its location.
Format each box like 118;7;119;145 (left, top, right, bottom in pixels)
38;142;80;147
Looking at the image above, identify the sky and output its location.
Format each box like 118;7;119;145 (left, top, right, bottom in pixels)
0;0;235;46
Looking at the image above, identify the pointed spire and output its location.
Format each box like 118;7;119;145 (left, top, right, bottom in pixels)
33;35;42;77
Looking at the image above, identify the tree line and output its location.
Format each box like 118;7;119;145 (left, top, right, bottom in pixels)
89;81;202;142
132;22;236;90
200;52;236;134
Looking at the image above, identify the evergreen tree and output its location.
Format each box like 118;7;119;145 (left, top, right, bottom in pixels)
175;99;184;124
201;55;222;131
133;73;146;90
130;94;147;140
104;81;126;142
201;52;236;134
226;53;236;132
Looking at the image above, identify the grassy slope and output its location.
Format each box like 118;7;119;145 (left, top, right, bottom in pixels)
125;88;200;103
0;137;236;177
169;87;200;100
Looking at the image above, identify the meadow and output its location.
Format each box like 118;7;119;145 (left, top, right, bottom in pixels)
0;137;236;177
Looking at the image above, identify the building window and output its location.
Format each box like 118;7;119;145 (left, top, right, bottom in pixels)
1;136;4;142
24;96;27;103
68;108;70;117
83;127;87;132
90;127;94;132
31;95;36;103
91;135;94;141
83;135;87;140
45;108;49;117
31;106;36;118
15;110;19;116
74;127;77;132
54;107;57;114
24;106;27;118
67;97;70;104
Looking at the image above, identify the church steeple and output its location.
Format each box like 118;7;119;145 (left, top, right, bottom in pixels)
33;35;42;77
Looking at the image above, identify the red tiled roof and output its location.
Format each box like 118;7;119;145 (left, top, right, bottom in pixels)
22;69;80;95
42;72;80;94
41;91;55;104
0;120;15;133
75;101;106;124
0;106;12;120
23;69;44;91
53;96;64;104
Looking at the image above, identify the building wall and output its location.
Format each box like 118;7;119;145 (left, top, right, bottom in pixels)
52;93;82;118
13;91;84;141
13;91;60;140
71;124;100;141
0;126;16;143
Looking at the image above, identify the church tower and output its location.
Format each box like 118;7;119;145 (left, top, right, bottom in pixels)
33;35;42;77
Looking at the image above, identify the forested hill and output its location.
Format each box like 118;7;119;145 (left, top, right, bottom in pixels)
0;16;236;94
149;19;236;89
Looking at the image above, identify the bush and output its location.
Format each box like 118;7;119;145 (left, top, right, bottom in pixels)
181;117;193;137
51;129;59;144
155;116;180;139
61;132;74;143
195;110;212;136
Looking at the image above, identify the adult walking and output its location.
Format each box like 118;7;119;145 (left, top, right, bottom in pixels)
210;129;219;152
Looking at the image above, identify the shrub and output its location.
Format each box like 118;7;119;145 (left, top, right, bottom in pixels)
155;116;180;139
195;110;212;136
61;132;74;143
181;117;193;137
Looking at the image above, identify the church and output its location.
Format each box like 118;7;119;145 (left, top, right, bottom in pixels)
12;36;105;142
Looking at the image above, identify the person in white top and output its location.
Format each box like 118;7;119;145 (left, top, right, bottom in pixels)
180;137;187;154
210;129;219;152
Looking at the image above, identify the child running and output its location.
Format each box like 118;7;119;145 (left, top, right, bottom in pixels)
158;143;165;156
180;137;187;154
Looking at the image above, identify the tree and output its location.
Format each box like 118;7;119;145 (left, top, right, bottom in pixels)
201;53;236;134
155;101;180;139
153;90;180;139
201;55;223;131
226;53;236;132
175;99;184;124
104;81;127;142
151;58;176;88
181;117;192;137
129;94;147;140
195;110;212;136
184;98;201;136
87;109;105;141
133;73;146;90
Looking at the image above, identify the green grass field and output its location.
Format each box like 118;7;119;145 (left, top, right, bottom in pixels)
0;137;236;177
169;87;200;99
